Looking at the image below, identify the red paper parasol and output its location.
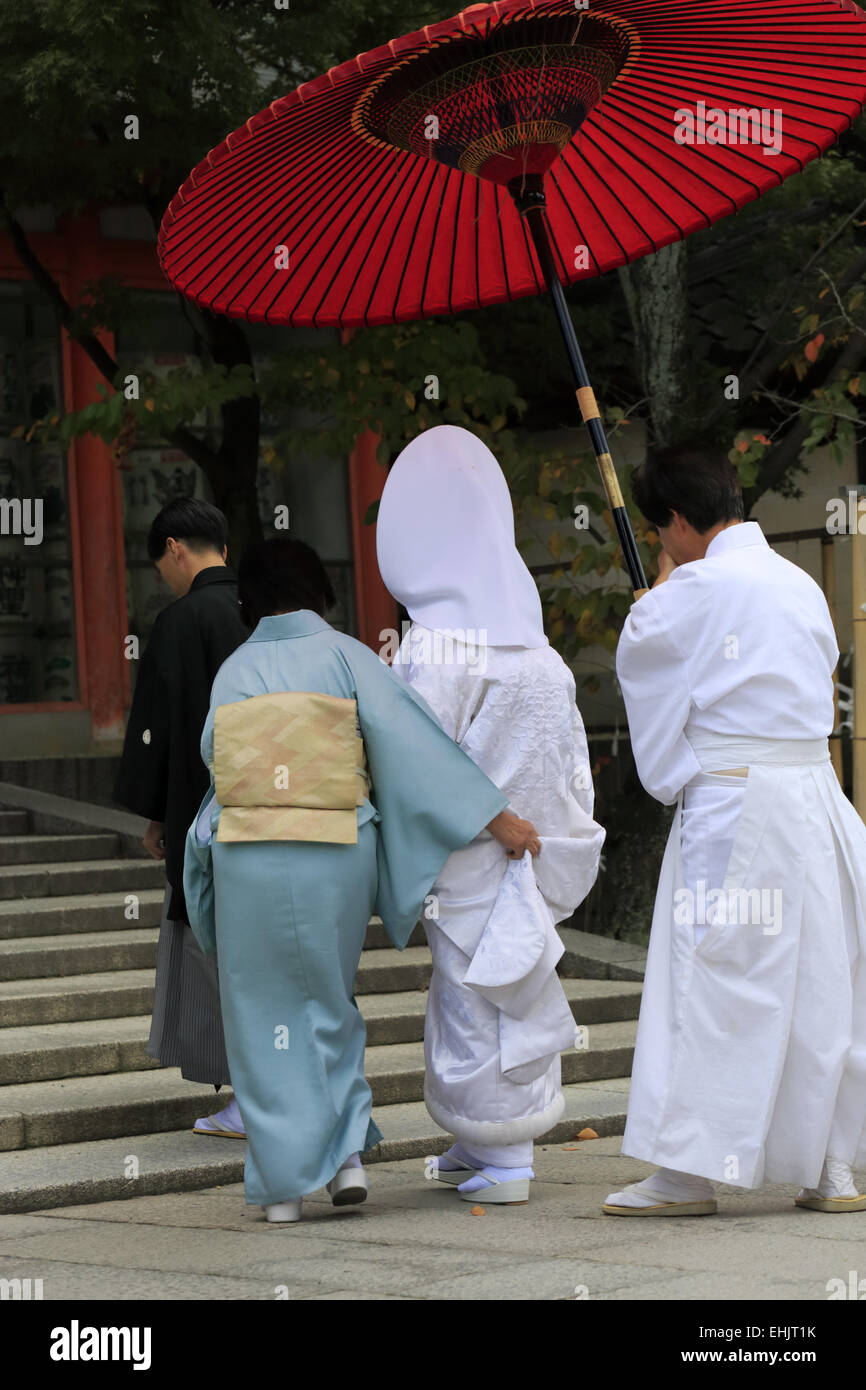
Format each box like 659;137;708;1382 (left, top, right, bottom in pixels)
159;0;866;594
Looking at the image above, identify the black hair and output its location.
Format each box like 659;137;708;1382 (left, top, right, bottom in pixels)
237;537;336;629
630;444;745;533
146;498;229;561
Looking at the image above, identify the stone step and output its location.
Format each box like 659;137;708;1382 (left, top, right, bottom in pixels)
0;834;120;867
0;1080;631;1213
0;894;421;946
0;979;643;1077
355;946;432;994
0;858;165;902
0;933;437;987
0;811;29;836
559;927;647;982
0;890;164;940
0;1016;161;1085
0;1022;636;1153
0;929;159;982
0;969;157;1027
0;964;642;1034
0;923;434;1027
364;919;425;951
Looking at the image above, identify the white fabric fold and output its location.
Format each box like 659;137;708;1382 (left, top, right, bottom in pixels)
461;837;602;1083
462;851;565;1018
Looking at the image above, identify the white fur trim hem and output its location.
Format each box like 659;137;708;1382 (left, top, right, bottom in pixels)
424;1086;565;1147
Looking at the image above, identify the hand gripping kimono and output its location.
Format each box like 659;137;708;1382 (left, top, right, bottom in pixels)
183;610;507;1207
616;521;866;1189
377;426;605;1154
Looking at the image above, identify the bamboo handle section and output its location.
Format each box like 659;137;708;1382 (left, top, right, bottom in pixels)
510;182;648;598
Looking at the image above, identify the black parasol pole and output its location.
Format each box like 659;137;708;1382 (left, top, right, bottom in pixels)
510;177;648;598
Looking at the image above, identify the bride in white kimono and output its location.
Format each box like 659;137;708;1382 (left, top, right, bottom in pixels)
376;425;605;1204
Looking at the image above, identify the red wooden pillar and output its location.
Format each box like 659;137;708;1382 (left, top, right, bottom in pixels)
348;427;399;652
339;328;398;652
63;213;129;741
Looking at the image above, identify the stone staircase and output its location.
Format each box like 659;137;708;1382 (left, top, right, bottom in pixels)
0;806;645;1213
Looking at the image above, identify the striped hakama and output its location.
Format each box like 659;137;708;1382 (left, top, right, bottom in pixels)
146;885;231;1086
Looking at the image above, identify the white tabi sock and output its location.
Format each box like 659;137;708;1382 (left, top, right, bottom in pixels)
435;1142;484;1172
799;1157;858;1200
196;1097;244;1133
606;1167;714;1208
436;1139;534;1175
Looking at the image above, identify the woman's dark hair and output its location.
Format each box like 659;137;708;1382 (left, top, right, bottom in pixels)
147;498;229;561
237;537;336;629
630;445;745;533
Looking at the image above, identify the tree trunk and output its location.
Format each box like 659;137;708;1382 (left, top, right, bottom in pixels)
200;310;264;565
618;241;694;448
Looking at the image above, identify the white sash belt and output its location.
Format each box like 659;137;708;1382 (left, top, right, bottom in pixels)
687;733;830;772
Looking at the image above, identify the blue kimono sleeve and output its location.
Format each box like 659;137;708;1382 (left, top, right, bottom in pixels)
342;640;508;949
183;789;218;956
184;639;259;956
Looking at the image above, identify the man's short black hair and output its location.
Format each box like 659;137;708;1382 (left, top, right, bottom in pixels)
237;537;336;629
631;444;745;534
147;498;229;562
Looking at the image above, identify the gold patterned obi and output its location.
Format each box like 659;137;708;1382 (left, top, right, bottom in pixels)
213;691;368;844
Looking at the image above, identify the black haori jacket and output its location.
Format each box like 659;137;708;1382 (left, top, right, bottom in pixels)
113;567;247;924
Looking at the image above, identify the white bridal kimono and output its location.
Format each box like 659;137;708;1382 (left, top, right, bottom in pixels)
394;628;605;1146
616;522;866;1189
377;424;605;1151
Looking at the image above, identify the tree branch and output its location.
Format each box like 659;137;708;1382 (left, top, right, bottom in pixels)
0;192;218;471
744;333;866;510
707;222;866;432
739;195;866;373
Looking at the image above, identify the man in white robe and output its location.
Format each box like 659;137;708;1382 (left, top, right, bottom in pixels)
607;444;866;1215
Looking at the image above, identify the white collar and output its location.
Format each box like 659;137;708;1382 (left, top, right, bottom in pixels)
705;521;766;558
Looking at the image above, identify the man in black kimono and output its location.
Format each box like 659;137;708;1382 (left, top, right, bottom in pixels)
114;498;247;1134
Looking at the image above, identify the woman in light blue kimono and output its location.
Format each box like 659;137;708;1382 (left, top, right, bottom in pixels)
184;538;538;1223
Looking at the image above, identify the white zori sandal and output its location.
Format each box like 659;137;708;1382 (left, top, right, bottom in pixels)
796;1158;866;1213
457;1166;533;1205
425;1144;483;1187
604;1169;717;1217
458;1173;531;1204
326;1154;370;1207
193;1097;246;1139
263;1200;302;1224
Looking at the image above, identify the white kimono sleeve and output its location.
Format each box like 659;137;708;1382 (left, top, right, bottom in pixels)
616;590;702;805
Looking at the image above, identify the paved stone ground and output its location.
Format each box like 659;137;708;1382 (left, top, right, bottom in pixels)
1;1137;863;1301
